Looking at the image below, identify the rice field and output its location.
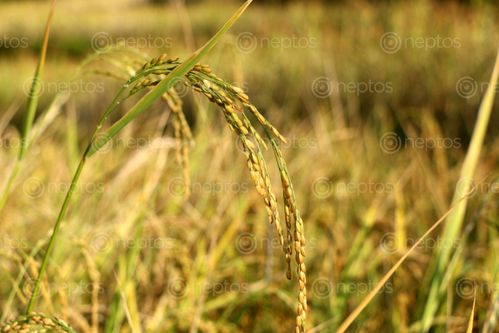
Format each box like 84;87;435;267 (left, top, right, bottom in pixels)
0;0;498;332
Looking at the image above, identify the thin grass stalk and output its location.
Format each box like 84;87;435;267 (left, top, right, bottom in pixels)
25;86;127;313
421;49;499;332
334;193;473;333
466;295;476;333
19;0;57;160
0;0;56;213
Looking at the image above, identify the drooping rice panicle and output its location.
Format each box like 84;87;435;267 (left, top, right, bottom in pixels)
186;65;287;144
267;134;307;333
185;68;288;252
183;64;305;330
81;50;307;331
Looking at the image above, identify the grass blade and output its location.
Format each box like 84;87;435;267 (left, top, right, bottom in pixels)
0;0;57;213
421;49;499;331
466;295;476;333
334;194;473;333
19;0;57;159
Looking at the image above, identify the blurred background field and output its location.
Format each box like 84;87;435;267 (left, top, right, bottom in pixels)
0;0;498;332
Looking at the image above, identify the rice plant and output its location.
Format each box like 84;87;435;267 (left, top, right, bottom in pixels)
5;0;309;332
1;1;498;332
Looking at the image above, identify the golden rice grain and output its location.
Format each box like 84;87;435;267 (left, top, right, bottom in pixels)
0;313;76;333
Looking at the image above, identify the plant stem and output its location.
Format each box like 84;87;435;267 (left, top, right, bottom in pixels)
25;86;127;313
25;149;88;313
0;0;56;214
24;0;253;312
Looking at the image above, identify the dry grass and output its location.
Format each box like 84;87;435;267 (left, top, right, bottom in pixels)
0;1;498;333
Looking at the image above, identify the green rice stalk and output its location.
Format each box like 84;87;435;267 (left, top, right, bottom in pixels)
25;0;252;314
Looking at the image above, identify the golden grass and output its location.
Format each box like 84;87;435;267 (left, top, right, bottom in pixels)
0;1;498;333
